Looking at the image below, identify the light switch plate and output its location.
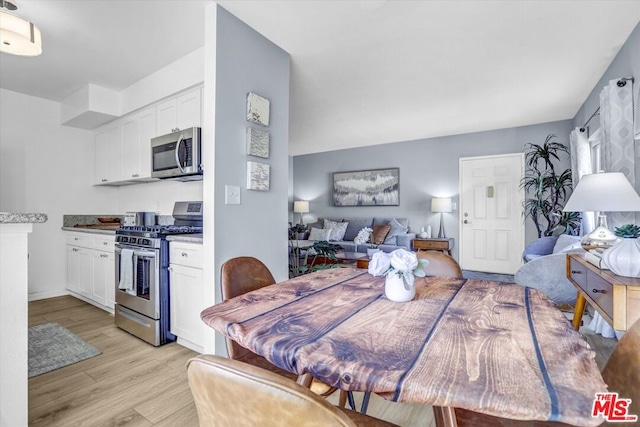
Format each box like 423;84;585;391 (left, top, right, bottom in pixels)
225;185;240;205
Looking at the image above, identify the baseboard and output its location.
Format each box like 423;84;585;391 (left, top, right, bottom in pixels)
28;289;69;301
176;337;204;354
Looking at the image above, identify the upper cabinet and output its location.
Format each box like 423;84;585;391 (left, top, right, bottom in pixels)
94;86;201;186
122;108;156;181
156;88;202;136
94;122;123;185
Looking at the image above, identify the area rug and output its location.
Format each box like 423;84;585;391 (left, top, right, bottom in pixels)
28;323;100;378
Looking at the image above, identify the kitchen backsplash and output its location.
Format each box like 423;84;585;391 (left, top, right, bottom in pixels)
63;214;174;227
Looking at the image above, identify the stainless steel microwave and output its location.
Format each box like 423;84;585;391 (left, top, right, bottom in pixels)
151;127;202;180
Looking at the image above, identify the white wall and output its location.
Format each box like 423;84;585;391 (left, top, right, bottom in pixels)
0;88;117;299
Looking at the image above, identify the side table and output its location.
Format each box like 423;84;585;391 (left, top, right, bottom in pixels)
412;238;454;256
566;253;640;331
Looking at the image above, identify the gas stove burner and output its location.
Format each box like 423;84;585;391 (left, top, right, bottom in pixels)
117;225;203;235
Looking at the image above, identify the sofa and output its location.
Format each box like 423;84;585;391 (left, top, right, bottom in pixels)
304;217;416;253
514;234;584;304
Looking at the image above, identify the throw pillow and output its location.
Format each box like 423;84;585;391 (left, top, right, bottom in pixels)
309;227;331;241
343;218;374;241
324;219;349;241
371;224;391;245
384;218;409;245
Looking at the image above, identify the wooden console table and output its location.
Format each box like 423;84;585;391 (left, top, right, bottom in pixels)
412;238;453;256
566;253;640;332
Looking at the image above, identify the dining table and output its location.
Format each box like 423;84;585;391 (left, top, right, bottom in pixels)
201;267;608;426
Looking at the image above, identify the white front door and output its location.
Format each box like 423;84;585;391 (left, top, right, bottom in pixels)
459;154;525;274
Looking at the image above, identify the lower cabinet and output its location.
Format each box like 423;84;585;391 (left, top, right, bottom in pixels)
169;241;207;352
65;232;115;312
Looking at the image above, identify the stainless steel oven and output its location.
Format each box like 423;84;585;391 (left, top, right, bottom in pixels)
114;201;203;346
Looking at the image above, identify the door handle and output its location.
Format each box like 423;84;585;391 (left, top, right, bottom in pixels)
463;220;471;224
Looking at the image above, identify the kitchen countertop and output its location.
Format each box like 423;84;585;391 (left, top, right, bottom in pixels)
61;226;119;235
167;234;203;244
0;212;48;224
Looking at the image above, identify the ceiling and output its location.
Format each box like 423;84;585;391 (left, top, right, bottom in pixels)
1;1;639;156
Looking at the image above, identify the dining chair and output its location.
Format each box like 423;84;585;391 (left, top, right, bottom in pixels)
416;252;463;278
187;355;399;427
220;256;338;399
433;317;640;426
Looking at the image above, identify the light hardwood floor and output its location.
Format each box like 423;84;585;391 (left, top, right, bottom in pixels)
28;296;614;427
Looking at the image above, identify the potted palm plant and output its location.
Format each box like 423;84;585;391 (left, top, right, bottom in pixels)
521;134;580;238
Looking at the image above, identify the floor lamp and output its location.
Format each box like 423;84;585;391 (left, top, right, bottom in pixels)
431;197;452;239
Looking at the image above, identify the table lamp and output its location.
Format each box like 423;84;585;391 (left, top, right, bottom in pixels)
431;197;452;239
563;172;640;249
293;201;309;226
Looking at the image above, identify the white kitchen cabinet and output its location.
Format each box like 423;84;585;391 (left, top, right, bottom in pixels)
122;107;156;181
169;241;207;352
94;122;123;185
155;87;202;136
65;232;116;312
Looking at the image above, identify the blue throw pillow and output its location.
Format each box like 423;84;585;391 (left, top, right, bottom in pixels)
384;218;408;245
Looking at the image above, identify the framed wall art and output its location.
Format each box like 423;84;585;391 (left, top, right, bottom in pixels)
246;161;270;191
333;168;399;206
246;127;270;158
246;92;270;126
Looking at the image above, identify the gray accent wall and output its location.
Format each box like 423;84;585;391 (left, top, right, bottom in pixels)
293;120;573;259
213;8;291;287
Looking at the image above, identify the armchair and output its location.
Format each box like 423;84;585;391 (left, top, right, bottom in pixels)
514;235;583;305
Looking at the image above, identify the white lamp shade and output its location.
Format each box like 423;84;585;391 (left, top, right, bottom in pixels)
431;197;452;213
293;201;309;213
563;172;640;212
0;10;42;56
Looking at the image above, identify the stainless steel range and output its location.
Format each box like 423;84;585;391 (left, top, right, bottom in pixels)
114;201;203;346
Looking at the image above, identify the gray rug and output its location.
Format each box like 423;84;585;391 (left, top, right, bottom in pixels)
462;270;515;283
28;323;100;378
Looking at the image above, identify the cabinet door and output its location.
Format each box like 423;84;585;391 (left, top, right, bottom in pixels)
138;108;156;179
94;130;109;185
67;246;91;297
121;116;140;180
177;88;202;130
169;264;204;348
107;125;123;182
92;251;114;307
156;99;177;136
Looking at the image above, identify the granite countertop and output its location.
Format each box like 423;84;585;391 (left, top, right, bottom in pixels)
166;234;203;244
0;213;48;224
61;226;118;235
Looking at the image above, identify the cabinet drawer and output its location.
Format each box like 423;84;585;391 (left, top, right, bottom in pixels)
568;257;588;291
587;272;613;318
170;242;202;269
93;236;115;251
66;233;92;248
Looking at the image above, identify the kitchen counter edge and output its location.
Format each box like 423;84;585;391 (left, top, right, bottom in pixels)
0;213;48;224
167;234;203;244
62;226;117;235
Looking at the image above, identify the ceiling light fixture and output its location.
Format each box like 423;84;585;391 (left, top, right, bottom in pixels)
0;0;42;57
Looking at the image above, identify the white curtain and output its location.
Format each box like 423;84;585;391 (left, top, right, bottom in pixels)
588;78;636;340
600;78;637;228
569;128;594;233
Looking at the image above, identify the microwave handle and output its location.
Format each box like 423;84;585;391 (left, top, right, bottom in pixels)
174;134;186;173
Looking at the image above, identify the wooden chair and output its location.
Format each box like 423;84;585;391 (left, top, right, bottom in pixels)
434;317;640;426
187;355;398;427
220;256;338;399
416;252;463;278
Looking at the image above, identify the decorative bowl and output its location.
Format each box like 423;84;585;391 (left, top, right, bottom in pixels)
97;217;120;223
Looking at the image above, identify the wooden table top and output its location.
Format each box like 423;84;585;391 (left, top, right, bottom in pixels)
201;268;607;426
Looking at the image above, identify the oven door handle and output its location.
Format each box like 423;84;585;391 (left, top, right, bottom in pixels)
175;134;186;173
132;252;139;293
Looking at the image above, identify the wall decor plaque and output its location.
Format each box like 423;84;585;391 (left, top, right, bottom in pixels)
247;161;270;191
246;127;270;158
246;92;270;126
333;168;399;206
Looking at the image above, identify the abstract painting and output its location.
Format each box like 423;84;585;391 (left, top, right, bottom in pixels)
246;161;270;191
246;127;270;158
333;168;399;206
246;92;270;126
